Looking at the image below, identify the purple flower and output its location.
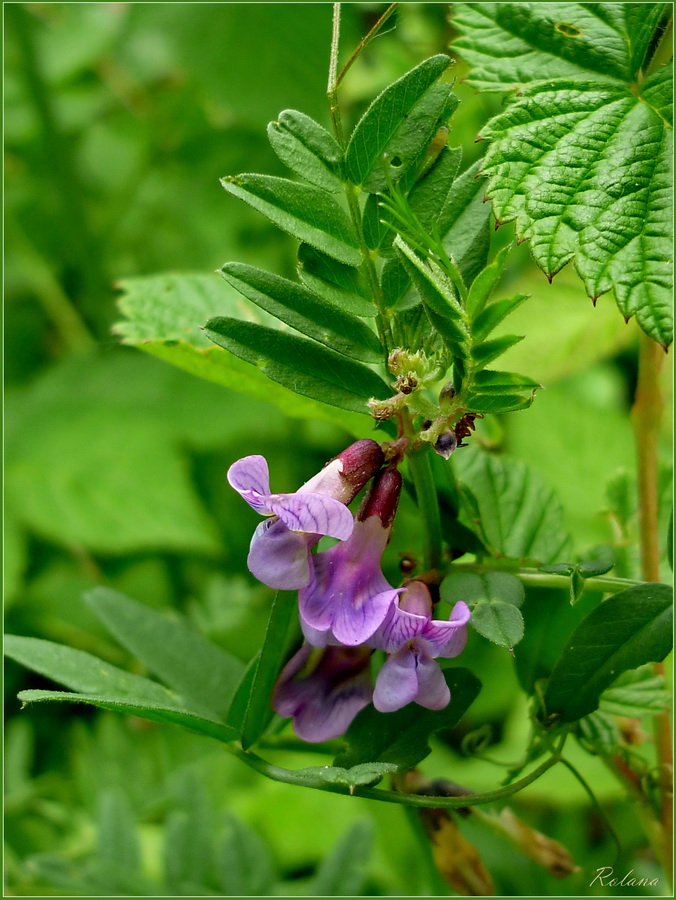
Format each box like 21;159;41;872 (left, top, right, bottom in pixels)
370;581;470;713
299;468;403;647
228;441;383;590
271;643;373;742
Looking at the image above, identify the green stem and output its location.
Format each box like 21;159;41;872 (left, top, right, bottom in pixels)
449;563;644;595
334;3;398;91
557;756;623;863
230;744;563;809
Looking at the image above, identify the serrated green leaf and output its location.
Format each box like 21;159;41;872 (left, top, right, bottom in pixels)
599;667;671;717
204;317;389;413
18;690;239;743
465;244;511;318
114;273;367;435
222;174;360;265
4;635;178;707
346;54;452;189
239;591;299;750
438;158;492;285
480;80;673;345
471;334;524;368
86;587;244;721
641;63;673;126
220;262;381;362
334;667;480;770
441;570;525;607
543;582;673;722
471;600;525;647
471;293;529;341
453;448;572;563
267;109;343;192
313;820;374;897
452;3;652;90
297;243;375;317
471;369;541;393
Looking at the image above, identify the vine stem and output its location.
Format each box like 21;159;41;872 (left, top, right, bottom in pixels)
631;328;672;872
230;743;563;810
449;564;643;595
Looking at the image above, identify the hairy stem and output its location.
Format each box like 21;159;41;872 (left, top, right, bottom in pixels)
631;329;672;872
405;441;444;572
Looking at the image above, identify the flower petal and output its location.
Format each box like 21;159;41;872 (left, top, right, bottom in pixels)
437;625;469;659
414;656;450;710
371;603;427;652
332;587;401;646
373;650;419;713
227;455;273;514
292;675;372;742
268;491;354;540
247;518;314;589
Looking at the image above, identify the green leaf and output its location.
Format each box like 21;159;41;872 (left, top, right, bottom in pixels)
86;587;244;721
114;273;367;436
237;591;300;750
297;244;375;317
471;293;529;341
163;777;214;894
4;635;178;707
453;448;572;563
221;174;361;265
599;667;671;717
543;582;673;722
463;391;536;414
471;334;524;368
362;192;394;253
295;762;398;790
346;54;453;189
313;820;374;897
471;369;541;393
220;262;381;362
465;244;510;318
334;667;481;770
438;158;492;285
452;3;666;90
641;63;673;126
219;813;275;896
441;570;525;607
409;146;463;232
18;689;239;743
97;788;141;875
441;570;525;648
470;601;524;648
204;316;390;414
576;710;621;756
267;109;343;192
480;79;673;345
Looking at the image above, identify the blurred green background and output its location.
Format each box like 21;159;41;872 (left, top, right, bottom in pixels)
5;3;672;896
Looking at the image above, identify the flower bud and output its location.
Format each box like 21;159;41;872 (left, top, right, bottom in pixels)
433;429;457;459
300;439;384;505
358;467;402;528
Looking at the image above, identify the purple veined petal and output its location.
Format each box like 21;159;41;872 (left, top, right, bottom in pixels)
271;643;314;718
247;518;315;589
300;618;332;648
373;649;419;713
448;600;471;627
371;602;427;652
332;587;402;647
227;455;274;514
437;625;469;659
268;491;354;540
414;655;451;710
292;674;372;742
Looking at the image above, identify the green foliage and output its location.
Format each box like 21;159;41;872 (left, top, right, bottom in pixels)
452;2;674;346
441;571;525;648
335;667;481;770
543;582;673;722
312;820;375;896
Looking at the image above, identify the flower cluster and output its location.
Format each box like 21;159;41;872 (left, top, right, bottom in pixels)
228;440;469;742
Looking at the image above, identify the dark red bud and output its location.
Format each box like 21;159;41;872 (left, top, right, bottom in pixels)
358;467;402;528
335;439;384;492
